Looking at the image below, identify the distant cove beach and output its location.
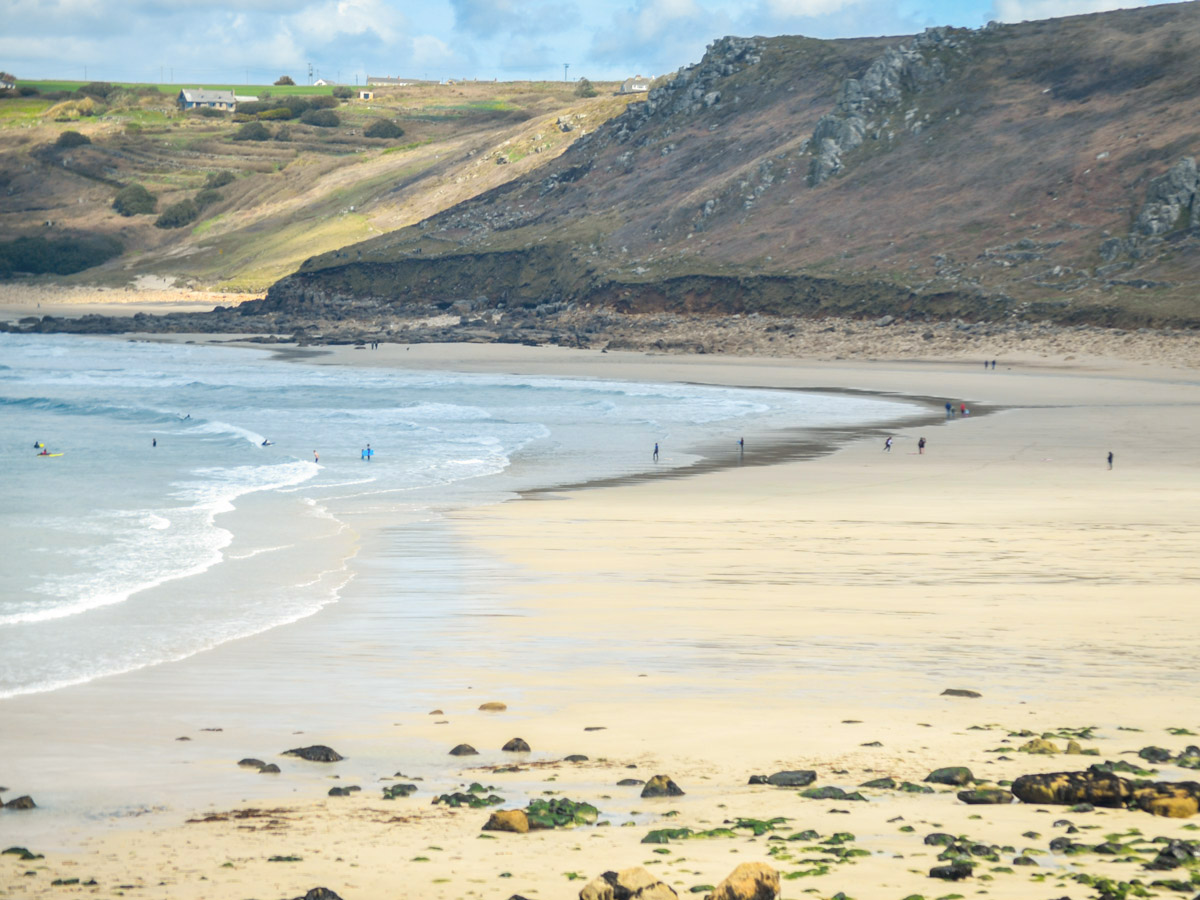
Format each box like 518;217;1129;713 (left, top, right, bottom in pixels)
1;338;1199;900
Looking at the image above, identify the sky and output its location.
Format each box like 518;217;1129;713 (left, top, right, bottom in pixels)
0;0;1176;86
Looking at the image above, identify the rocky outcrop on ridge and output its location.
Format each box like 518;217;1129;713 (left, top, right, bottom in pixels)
808;26;970;185
1101;156;1200;261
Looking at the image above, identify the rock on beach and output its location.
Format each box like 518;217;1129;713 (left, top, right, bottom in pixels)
281;745;343;762
640;774;684;797
579;867;677;900
707;862;780;900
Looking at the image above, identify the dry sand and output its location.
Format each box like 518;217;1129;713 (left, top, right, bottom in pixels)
2;338;1199;900
0;282;255;320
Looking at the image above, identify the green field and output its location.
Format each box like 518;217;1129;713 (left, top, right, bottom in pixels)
20;81;337;97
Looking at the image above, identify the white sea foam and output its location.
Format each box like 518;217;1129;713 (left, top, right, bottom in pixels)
0;332;922;699
0;566;355;700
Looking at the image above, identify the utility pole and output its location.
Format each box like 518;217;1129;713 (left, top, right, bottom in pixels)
307;62;313;84
563;62;569;82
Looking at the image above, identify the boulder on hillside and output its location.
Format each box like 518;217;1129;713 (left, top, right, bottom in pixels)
640;775;684;797
579;867;677;900
282;745;343;762
707;862;780;900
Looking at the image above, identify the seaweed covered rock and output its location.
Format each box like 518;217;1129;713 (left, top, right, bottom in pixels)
502;737;531;752
800;786;866;801
929;862;973;880
708;862;780;900
1019;738;1060;754
449;743;479;756
1131;781;1200;818
766;770;816;787
282;745;343;762
1012;770;1131;808
641;774;684;797
958;788;1015;805
526;797;599;828
1;796;35;810
382;783;418;800
433;790;504;808
579;867;677;900
287;889;345;900
924;766;974;786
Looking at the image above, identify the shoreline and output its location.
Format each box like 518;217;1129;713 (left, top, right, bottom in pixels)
2;336;1199;900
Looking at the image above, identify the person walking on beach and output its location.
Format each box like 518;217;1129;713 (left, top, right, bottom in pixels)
653;442;659;462
738;437;744;452
314;450;319;464
152;438;157;448
918;437;926;455
883;436;893;452
945;402;953;419
1108;451;1114;470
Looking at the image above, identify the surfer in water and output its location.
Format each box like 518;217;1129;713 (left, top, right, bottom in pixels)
261;438;273;447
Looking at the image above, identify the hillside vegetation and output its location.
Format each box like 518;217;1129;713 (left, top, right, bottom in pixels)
257;2;1200;330
0;78;637;290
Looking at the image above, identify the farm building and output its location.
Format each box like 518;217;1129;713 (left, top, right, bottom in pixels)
620;75;651;94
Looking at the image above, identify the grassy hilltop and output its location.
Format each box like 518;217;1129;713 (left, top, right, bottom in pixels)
0;77;637;291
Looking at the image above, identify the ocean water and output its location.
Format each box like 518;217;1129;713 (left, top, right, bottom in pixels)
0;334;921;701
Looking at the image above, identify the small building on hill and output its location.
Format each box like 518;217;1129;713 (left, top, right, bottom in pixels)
358;90;375;100
177;89;236;111
366;76;425;87
0;75;14;91
620;75;651;94
313;78;335;86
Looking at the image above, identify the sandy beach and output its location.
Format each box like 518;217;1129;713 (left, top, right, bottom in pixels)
2;336;1199;900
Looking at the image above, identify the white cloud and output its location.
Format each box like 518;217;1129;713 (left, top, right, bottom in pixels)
410;34;458;67
761;0;864;18
291;0;407;42
991;0;1142;20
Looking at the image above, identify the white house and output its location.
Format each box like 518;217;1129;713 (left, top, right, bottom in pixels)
620;75;652;94
177;89;236;111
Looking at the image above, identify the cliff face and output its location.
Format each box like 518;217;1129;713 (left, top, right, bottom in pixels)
258;3;1200;328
